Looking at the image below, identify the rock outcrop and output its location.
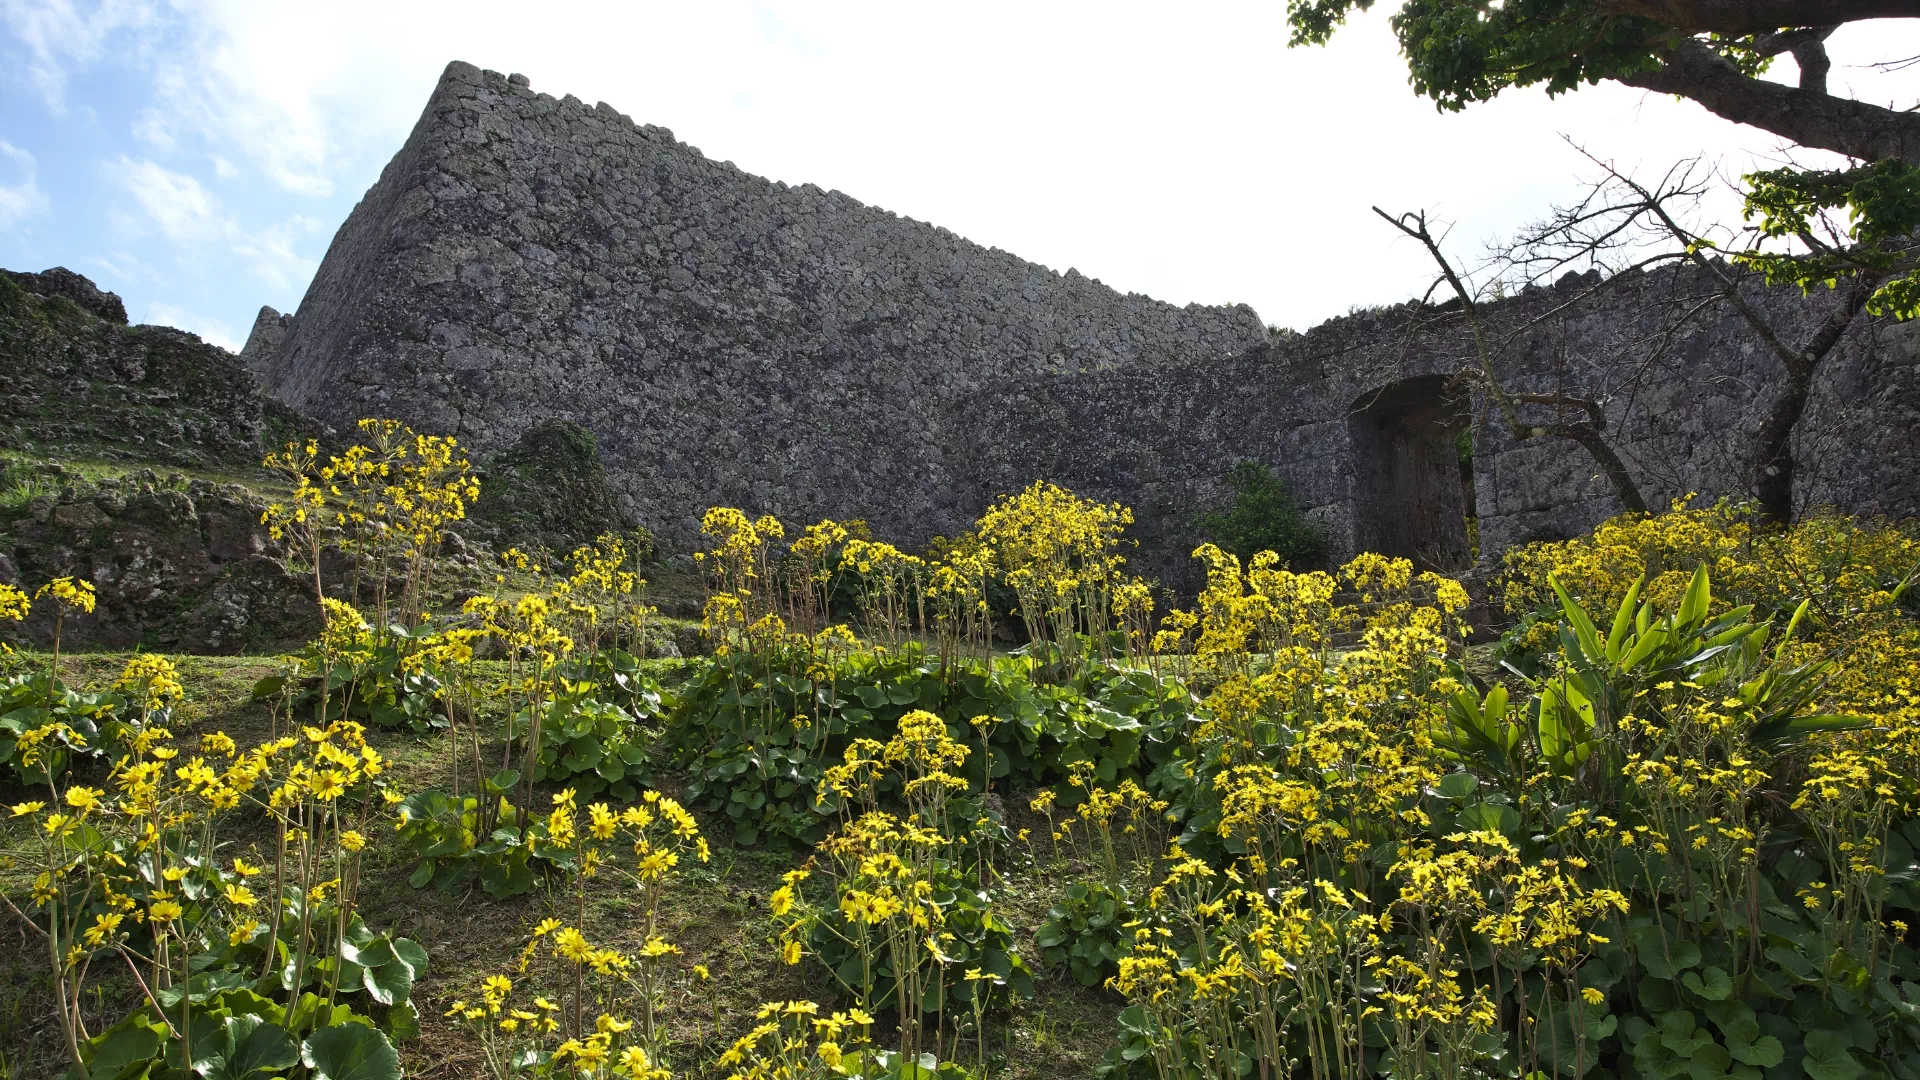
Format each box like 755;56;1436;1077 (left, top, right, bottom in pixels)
240;305;293;381
250;62;1920;582
1;271;325;468
469;418;638;556
1;468;318;653
2;266;128;325
0;269;339;652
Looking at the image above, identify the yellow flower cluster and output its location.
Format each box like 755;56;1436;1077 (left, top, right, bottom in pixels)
715;1000;875;1080
0;582;29;621
111;653;184;712
35;576;97;615
4;717;388;1068
262;419;480;627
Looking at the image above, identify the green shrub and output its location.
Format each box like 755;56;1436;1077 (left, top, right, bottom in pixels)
1035;880;1138;987
662;644;1198;847
1192;461;1329;570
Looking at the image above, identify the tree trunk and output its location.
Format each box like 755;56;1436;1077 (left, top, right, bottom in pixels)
1594;0;1913;35
1619;40;1920;165
1563;423;1650;515
1751;279;1875;526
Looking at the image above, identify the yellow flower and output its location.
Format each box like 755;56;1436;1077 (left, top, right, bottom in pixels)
308;770;348;801
782;939;803;966
64;787;104;813
36;576;97;614
82;912;124;946
223;884;257;908
9;801;45;817
149;900;184;923
339;830;366;851
588;802;617;840
1581;987;1605;1006
0;583;29;621
554;927;592;963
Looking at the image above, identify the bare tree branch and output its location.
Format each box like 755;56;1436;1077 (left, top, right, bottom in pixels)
1492;145;1880;525
1373;205;1650;514
1752;274;1879;523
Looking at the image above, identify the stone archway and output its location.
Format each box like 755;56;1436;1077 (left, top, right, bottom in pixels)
1348;375;1474;571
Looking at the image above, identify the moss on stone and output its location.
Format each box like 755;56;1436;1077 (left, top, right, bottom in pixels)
471;419;638;557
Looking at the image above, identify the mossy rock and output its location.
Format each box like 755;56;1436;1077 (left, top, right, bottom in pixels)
471;420;639;556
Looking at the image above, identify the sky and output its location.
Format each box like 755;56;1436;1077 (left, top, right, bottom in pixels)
2;2;1917;352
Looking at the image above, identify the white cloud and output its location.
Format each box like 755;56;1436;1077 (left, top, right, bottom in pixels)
106;154;230;243
102;154;322;292
131;106;177;151
86;250;152;284
142;300;240;350
0;139;49;228
230;213;322;292
0;0;158;111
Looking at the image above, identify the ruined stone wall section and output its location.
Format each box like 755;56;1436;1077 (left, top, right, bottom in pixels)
264;61;1270;562
261;61;1920;584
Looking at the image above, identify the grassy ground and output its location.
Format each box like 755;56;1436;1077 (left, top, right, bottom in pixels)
0;649;1125;1080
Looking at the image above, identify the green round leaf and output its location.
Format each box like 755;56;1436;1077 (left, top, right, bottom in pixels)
1802;1031;1862;1080
301;1024;400;1080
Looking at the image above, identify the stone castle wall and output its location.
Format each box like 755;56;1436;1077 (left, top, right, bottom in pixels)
253;61;1920;585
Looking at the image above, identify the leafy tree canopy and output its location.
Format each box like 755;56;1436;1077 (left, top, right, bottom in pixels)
1289;0;1920;316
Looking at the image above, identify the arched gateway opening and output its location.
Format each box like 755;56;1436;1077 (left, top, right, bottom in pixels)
1348;376;1475;571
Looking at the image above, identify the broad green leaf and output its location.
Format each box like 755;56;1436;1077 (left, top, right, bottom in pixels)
1801;1031;1862;1080
1683;966;1733;1001
390;938;429;980
340;938;394;970
364;957;413;1006
1730;1036;1784;1068
1644;940;1704;979
302;1024;401;1080
1677;564;1711;627
1607;576;1645;660
209;1016;299;1079
386;1000;421;1042
88;1021;162;1072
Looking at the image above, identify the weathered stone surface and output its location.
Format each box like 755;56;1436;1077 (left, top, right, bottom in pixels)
0;471;318;653
240;305;293;380
0;273;328;468
2;266;128;324
469;418;636;555
256;61;1920;585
